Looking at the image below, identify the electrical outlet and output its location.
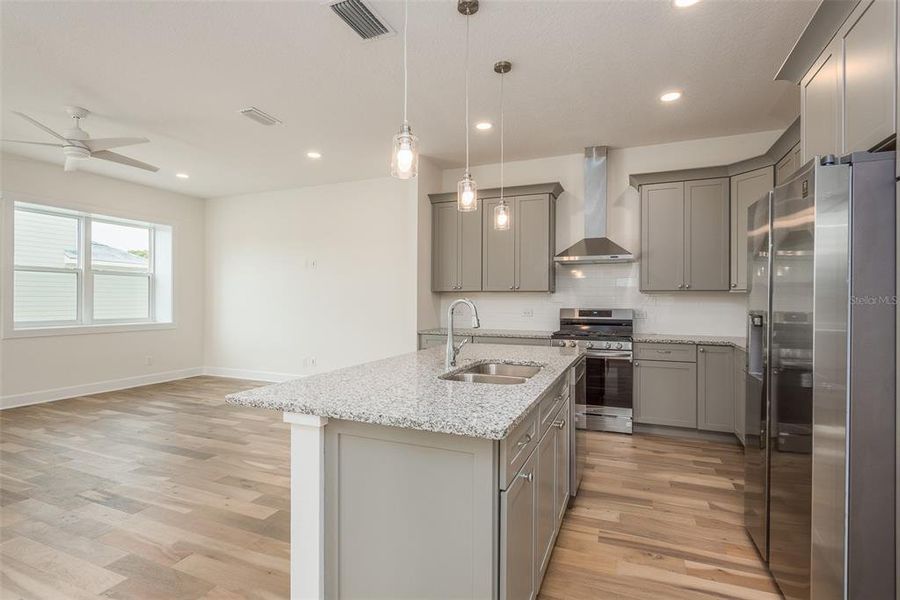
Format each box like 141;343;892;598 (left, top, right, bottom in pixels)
144;356;153;366
521;309;534;318
310;357;317;368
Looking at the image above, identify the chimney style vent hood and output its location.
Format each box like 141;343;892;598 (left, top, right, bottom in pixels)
555;146;634;264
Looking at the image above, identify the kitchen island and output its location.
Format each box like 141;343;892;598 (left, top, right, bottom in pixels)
227;343;582;600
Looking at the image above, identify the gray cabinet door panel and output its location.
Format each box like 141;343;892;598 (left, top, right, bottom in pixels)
554;405;569;525
432;203;460;292
841;0;897;153
730;168;773;291
697;345;735;432
516;194;552;292
483;197;517;291
500;451;536;600
535;427;556;580
641;182;685;291
685;178;729;291
634;359;697;428
775;145;798;186
801;41;842;163
460;208;483;291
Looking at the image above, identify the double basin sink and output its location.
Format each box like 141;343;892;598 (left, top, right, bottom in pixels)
440;362;542;385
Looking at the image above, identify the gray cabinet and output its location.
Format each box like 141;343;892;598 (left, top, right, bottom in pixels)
640;178;729;292
734;348;747;445
535;420;556;580
483;194;556;293
634;359;697;428
697;345;735;432
775;143;801;186
431;201;482;292
554;405;569;525
801;39;842;163
500;450;536;600
730;167;773;291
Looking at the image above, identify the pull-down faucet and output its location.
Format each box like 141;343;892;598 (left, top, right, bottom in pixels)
446;298;480;369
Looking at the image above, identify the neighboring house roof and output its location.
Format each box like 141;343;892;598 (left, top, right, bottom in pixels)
64;242;146;266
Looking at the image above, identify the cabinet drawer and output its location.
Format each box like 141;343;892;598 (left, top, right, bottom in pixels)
500;410;538;490
475;336;550;347
634;342;696;362
538;378;569;437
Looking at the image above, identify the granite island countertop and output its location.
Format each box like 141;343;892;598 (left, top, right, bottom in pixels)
418;327;554;340
226;344;581;440
633;333;746;350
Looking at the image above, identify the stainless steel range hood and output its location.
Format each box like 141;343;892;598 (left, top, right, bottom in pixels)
554;146;634;264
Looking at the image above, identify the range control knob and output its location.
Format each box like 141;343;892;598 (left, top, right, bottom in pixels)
615;342;623;350
586;342;594;349
568;341;577;348
603;341;612;349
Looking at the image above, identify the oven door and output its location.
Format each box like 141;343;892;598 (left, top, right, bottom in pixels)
584;350;633;433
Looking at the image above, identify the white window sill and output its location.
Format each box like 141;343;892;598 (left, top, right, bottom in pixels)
2;321;176;339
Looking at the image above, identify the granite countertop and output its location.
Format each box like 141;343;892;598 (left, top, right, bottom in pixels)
633;333;746;350
226;344;581;440
418;328;554;339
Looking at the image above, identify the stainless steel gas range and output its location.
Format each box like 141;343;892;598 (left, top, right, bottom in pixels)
551;308;634;434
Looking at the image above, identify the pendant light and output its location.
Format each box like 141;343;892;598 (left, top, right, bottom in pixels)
457;0;479;212
391;0;418;179
493;61;511;231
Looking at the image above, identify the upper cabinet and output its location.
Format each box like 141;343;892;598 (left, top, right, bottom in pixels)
431;201;482;292
641;178;729;292
430;183;562;294
800;0;897;163
730;167;774;291
775;143;802;186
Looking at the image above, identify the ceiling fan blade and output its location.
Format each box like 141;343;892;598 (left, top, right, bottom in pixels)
64;157;80;172
92;150;159;172
13;111;69;142
84;137;149;152
1;139;64;148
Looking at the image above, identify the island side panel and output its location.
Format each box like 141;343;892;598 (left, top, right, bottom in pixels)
324;419;498;599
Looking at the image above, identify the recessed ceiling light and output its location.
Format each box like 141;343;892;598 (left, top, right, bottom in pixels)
307;151;322;159
175;173;190;179
673;0;700;7
475;122;493;131
660;90;683;102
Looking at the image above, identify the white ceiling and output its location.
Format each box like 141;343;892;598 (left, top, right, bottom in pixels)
1;0;817;199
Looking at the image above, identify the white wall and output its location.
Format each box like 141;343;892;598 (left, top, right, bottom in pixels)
204;175;419;380
438;129;783;336
0;153;206;406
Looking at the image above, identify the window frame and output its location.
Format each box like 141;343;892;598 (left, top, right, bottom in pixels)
2;195;174;338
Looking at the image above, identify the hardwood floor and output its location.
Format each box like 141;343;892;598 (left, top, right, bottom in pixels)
0;377;778;599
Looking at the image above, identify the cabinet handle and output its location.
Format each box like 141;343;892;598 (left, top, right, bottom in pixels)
515;433;532;449
677;284;684;289
699;348;705;353
731;283;737;288
515;285;520;290
509;285;514;290
634;361;640;367
518;471;534;483
685;284;691;289
553;419;566;429
656;350;672;354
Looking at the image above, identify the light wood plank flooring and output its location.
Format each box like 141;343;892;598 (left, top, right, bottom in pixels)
0;377;778;599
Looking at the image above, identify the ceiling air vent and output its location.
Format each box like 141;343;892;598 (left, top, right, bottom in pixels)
239;107;282;126
329;0;394;41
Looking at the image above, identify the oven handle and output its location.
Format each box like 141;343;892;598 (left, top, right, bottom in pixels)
584;350;633;362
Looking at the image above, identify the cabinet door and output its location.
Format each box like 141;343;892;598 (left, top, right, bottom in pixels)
483;197;517;291
640;182;685;291
459;206;483;291
554;406;569;525
535;427;556;580
432;203;459;292
684;178;729;291
516;194;552;292
734;349;747;445
634;359;697;428
500;452;536;600
697;345;735;432
775;144;799;186
801;39;842;164
841;0;897;153
730;168;773;291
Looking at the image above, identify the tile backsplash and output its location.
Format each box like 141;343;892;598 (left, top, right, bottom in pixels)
438;263;747;336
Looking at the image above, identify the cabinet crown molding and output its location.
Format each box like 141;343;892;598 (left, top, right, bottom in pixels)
429;182;564;204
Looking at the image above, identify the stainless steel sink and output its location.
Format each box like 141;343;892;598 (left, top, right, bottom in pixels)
440;361;542;385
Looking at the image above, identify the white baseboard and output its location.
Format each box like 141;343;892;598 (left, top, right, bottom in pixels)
201;366;302;383
0;367;205;410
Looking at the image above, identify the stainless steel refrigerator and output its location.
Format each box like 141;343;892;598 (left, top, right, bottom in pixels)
744;151;896;600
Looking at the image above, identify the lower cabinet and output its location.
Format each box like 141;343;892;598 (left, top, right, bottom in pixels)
697;345;734;432
634;359;697;428
500;451;537;600
535;422;556;578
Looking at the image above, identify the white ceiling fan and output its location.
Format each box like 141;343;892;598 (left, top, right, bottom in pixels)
2;106;159;173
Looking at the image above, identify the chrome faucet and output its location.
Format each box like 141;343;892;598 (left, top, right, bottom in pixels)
446;298;480;369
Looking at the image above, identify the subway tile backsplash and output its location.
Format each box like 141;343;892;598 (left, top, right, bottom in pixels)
438;263;747;336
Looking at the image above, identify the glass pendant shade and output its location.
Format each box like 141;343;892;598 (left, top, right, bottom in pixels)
494;200;510;230
391;123;418;179
457;173;478;212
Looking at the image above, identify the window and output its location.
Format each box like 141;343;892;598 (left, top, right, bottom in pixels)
10;202;173;331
